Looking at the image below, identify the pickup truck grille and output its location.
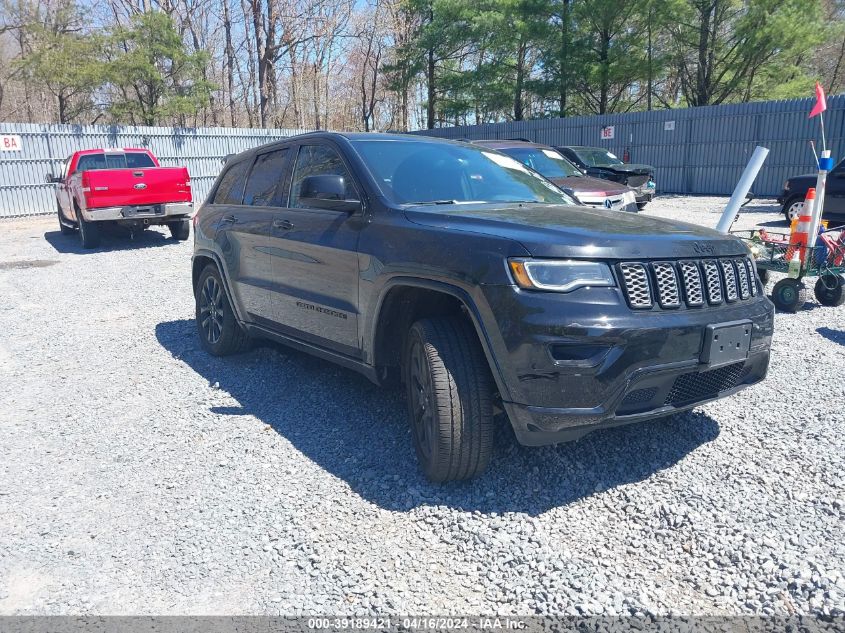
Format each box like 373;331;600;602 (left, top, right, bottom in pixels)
619;257;758;310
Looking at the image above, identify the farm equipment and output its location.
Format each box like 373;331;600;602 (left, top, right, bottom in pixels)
733;224;845;312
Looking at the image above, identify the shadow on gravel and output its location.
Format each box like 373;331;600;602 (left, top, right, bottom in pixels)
156;318;720;515
817;327;845;346
44;228;178;253
736;202;782;215
754;220;789;229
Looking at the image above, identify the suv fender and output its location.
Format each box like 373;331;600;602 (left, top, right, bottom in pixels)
368;277;514;403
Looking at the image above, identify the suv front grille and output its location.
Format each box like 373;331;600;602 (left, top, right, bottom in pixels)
678;261;704;306
619;263;653;308
665;363;750;406
618;257;758;310
652;262;681;308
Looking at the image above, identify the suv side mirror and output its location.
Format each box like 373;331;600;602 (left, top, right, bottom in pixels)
299;174;360;213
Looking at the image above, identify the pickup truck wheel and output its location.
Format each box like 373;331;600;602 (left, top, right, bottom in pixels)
77;213;101;248
195;265;251;356
404;317;494;482
170;219;190;241
57;205;75;235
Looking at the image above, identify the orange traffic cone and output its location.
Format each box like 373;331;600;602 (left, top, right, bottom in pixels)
785;188;814;263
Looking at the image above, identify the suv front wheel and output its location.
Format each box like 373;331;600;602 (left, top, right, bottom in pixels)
404;317;494;482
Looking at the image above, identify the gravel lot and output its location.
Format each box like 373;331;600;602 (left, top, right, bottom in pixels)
0;196;843;617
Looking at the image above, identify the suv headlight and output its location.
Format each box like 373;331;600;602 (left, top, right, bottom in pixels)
508;259;616;292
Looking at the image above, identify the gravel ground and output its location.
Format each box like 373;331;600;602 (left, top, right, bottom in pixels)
0;196;843;617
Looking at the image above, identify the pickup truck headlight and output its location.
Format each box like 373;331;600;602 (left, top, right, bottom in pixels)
508;259;615;292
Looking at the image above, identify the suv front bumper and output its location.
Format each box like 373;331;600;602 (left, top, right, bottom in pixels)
478;284;774;446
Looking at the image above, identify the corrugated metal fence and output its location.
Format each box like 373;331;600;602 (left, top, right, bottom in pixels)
411;95;845;198
0;122;312;218
2;96;843;217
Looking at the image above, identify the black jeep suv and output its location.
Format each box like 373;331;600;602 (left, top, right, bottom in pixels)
192;132;774;482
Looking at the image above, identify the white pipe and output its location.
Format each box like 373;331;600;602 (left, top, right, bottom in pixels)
716;146;770;234
807;149;831;249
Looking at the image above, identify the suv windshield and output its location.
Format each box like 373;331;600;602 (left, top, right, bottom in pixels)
498;147;582;179
351;140;575;206
574;148;624;168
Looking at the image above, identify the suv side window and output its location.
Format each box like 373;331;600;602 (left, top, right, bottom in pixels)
289;145;359;209
242;148;289;206
213;160;249;205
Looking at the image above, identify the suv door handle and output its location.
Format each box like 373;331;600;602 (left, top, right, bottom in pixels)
273;218;294;230
221;214;237;224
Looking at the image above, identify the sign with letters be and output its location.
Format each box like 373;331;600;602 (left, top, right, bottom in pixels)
600;126;615;140
1;135;22;151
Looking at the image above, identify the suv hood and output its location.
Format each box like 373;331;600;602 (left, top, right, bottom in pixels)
549;175;630;196
599;163;653;176
404;203;748;260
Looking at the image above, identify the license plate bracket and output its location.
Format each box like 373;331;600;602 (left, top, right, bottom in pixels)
700;320;752;368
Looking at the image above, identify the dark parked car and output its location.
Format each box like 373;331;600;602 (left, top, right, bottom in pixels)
778;159;845;223
558;146;656;209
192;132;773;481
472;140;639;212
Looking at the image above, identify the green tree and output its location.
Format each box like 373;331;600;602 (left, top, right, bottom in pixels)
19;26;104;124
569;0;651;114
672;0;825;106
106;11;214;126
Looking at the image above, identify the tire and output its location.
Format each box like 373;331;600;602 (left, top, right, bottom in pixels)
771;278;808;313
782;196;805;223
170;218;190;241
195;265;251;356
403;316;494;482
814;274;845;307
758;268;770;286
57;204;75;235
77;211;101;249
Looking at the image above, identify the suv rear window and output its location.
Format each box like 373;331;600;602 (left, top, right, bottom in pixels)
213;160;249;205
242;149;289;206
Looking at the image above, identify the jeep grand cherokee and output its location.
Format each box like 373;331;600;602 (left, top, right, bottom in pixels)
192;133;774;482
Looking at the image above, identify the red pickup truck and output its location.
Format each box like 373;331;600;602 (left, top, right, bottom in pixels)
49;148;193;248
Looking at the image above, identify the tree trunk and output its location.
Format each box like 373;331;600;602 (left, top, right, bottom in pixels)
598;29;609;113
223;0;237;126
559;0;571;117
646;4;653;111
426;46;435;129
514;39;527;121
695;0;714;106
58;92;67;124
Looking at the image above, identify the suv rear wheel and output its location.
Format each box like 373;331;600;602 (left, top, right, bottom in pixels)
195;265;251;355
404;317;494;482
